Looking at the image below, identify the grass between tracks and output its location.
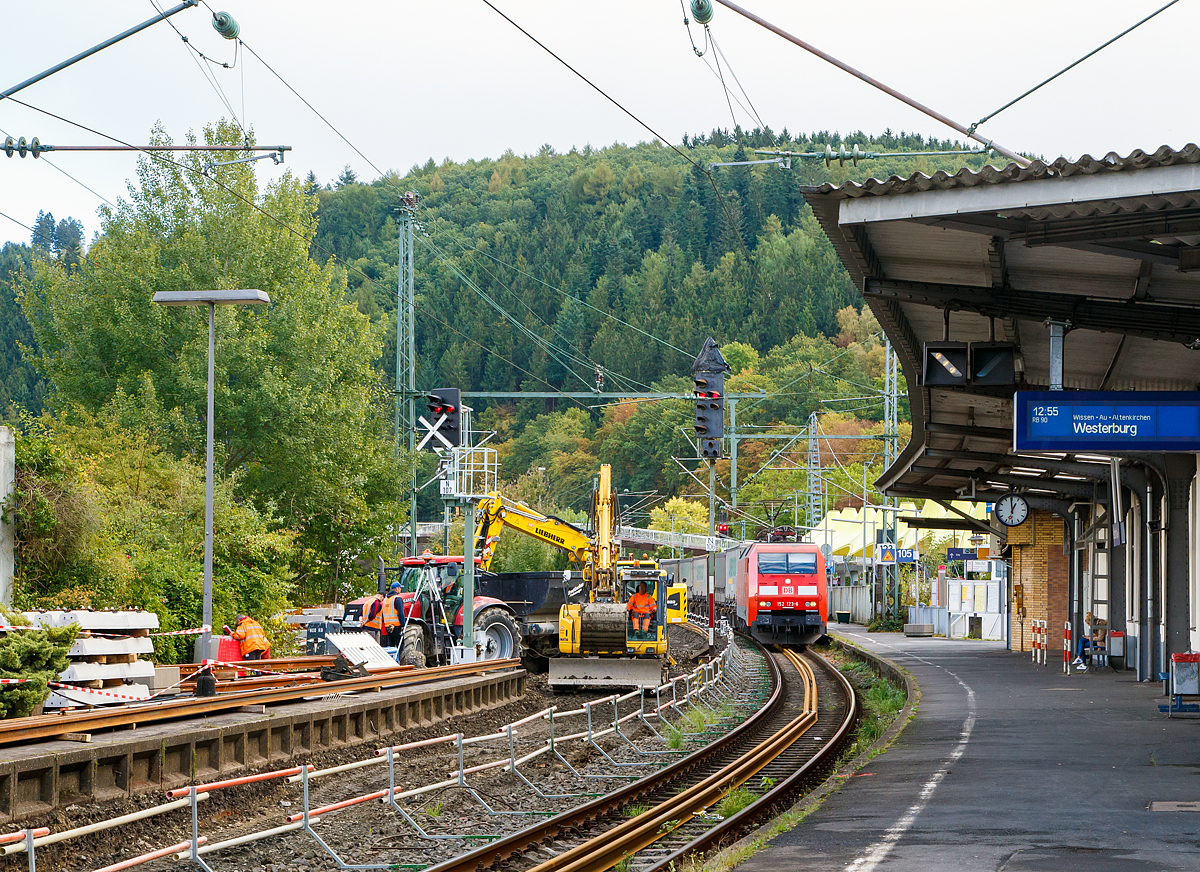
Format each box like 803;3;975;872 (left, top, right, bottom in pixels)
675;644;912;872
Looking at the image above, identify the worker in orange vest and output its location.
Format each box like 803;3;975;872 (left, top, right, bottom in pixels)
627;581;656;634
363;592;385;643
224;615;271;661
382;581;404;647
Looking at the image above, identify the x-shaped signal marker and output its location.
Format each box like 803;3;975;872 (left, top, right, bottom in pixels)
417;413;454;451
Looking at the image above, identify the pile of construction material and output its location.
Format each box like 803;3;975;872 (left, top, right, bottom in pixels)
24;609;159;708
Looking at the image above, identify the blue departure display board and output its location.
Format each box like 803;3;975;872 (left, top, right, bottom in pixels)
1014;391;1200;452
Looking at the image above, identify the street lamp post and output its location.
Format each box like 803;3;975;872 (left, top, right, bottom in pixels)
153;289;269;695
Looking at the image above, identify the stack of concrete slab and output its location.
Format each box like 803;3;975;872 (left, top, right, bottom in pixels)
285;605;345;628
23;609;159;708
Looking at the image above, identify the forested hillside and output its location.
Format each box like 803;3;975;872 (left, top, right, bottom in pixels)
2;124;1000;639
305;128;990;519
311;128;994;408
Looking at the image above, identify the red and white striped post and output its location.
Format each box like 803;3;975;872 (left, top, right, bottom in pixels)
1063;621;1071;674
1030;619;1036;663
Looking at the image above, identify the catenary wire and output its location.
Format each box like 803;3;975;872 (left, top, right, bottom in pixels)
708;30;766;131
707;26;741;130
969;0;1183;134
232;32;676;398
417;235;600;392
478;0;761;270
2;96;595;413
429;239;662;398
150;0;247;137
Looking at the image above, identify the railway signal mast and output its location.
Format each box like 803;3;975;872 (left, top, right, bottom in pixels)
692;337;731;650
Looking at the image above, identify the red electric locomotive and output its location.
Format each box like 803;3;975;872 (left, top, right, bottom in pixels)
733;542;827;648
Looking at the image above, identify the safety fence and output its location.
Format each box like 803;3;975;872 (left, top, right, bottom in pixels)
7;634;751;872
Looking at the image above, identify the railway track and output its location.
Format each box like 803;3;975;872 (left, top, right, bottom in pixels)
423;640;855;872
0;658;519;745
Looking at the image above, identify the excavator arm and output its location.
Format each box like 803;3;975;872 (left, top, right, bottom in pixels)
472;492;591;572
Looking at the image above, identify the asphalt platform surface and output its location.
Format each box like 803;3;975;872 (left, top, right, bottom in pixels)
735;628;1200;872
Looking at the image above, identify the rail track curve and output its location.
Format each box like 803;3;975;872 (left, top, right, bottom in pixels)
425;639;856;872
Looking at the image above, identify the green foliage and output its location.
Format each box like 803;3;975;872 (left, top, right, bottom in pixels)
867;615;905;633
0;242;47;418
717;788;757;819
839;658;907;756
18;121;405;603
0;606;78;718
312;129;977;415
648;497;708;536
7;412;297;664
666;725;684;750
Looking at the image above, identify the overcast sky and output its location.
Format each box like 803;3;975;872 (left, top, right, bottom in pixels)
0;0;1193;247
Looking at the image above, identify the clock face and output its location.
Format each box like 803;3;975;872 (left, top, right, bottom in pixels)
996;494;1029;527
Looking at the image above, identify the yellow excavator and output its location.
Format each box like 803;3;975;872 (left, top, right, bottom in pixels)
472;465;687;689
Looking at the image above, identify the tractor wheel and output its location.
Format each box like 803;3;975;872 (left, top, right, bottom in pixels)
476;608;522;661
398;623;427;669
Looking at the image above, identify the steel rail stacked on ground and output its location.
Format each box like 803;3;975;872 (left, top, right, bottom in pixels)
0;658;519;745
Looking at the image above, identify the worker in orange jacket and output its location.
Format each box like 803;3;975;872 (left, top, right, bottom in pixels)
382;581;405;647
627;581;656;634
224;615;271;660
363;592;385;644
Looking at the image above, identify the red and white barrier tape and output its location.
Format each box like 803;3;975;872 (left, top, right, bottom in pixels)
152;625;212;637
201;659;291;678
0;677;31;685
47;682;151;703
147;663;209;699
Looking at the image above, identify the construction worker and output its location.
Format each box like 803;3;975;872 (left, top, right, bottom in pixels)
627;581;656;635
363;592;384;644
382;581;404;648
224;615;270;661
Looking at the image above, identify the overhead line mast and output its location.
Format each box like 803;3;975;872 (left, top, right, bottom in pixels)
397;191;420;557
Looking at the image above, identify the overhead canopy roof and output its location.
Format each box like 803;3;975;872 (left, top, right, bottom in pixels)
803;145;1200;509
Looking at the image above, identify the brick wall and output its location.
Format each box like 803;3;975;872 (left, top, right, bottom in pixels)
1011;510;1068;654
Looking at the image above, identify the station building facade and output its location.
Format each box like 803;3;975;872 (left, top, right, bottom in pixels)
804;146;1200;679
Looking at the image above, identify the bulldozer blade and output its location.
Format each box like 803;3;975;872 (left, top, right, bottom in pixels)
548;656;667;690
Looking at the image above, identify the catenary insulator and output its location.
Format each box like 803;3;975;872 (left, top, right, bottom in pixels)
212;11;240;39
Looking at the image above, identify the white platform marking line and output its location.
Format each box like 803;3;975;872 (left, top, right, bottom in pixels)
843;646;977;872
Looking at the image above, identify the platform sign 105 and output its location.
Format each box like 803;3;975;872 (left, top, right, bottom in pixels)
1014;391;1200;452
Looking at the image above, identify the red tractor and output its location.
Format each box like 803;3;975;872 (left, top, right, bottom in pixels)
394;553;522;667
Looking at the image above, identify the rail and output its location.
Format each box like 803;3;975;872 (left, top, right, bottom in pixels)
523;648;821;872
0;658;519;745
645;648;858;870
423;639;785;872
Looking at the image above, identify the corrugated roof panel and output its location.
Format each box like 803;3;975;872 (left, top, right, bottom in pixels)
807;144;1200;202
